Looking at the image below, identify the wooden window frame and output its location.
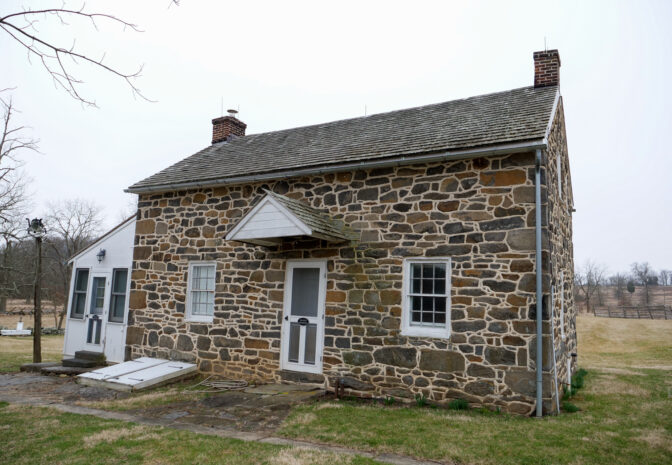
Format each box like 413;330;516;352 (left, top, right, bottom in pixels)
70;268;89;319
108;268;128;324
401;257;451;339
186;261;216;322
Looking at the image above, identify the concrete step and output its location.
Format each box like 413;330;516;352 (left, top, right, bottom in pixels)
20;361;61;373
74;350;106;363
62;358;98;368
41;365;93;376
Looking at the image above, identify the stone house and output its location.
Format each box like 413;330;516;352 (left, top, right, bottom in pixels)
124;50;575;415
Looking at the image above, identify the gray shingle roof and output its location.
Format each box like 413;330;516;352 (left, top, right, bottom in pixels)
128;85;557;192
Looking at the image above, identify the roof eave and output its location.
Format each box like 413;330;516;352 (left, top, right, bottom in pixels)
125;138;548;195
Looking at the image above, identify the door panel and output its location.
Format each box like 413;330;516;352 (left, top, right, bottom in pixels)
84;275;109;351
281;261;326;374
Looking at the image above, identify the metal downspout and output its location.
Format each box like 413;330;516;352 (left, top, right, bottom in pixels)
535;148;544;417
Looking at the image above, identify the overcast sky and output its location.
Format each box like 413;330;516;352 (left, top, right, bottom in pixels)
3;0;671;273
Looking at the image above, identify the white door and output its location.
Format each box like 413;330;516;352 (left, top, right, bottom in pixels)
84;274;110;352
281;261;326;374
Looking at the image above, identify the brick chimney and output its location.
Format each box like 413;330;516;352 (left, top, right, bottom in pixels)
533;50;561;88
212;109;247;144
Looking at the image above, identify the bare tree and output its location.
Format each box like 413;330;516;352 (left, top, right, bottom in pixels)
659;270;670;287
631;262;655;305
0;2;178;107
44;199;102;328
0;91;35;312
574;260;607;312
608;273;627;305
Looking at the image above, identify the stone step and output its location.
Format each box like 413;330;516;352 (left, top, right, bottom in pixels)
20;361;61;373
62;358;98;368
41;365;93;376
74;350;106;363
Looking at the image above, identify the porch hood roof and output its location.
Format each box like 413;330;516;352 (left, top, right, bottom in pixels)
225;190;352;246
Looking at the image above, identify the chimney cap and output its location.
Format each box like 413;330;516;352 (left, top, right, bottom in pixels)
227;109;239;118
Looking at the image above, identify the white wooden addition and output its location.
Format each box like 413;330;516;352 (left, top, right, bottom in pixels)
280;260;327;375
63;217;135;363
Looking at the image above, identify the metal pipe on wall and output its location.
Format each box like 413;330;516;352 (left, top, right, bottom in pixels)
535;148;544;417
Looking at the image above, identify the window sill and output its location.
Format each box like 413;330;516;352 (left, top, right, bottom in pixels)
186;316;214;323
401;327;451;339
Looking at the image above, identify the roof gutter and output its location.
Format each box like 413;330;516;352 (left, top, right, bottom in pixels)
535;147;544;417
125;139;547;194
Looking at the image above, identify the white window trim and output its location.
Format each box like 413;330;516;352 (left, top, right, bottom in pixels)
401;257;451;339
186;261;217;322
70;267;90;320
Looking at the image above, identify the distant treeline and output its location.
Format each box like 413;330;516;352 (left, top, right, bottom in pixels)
574;261;671;311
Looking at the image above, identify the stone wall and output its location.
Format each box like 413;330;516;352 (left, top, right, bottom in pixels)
126;144;570;415
545;99;577;405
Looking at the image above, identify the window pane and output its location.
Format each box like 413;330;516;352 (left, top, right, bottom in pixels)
290;268;320;317
422;263;434;278
76;269;89;291
74;294;85;316
288;323;300;363
422;278;433;294
412;278;421;293
435;297;446;324
112;269;128;293
411;263;422;280
304;323;317;365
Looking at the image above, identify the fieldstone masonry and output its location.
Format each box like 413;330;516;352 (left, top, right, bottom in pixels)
127;114;575;415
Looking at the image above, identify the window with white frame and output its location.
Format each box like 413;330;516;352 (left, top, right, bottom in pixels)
108;268;128;323
70;268;89;319
402;259;451;338
187;262;216;321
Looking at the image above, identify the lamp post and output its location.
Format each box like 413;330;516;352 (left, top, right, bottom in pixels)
27;218;47;363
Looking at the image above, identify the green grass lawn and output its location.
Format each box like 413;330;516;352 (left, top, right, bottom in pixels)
0;335;63;372
0;402;382;465
279;368;671;464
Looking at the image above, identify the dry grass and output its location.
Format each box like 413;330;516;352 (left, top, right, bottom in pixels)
270;447;353;465
83;425;163;447
577;314;672;369
636;428;672;453
0;335;63;372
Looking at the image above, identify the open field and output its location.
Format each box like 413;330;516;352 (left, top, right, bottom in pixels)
578;314;672;369
0;336;63;372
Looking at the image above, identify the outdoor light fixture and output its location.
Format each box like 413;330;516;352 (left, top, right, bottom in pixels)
97;249;106;263
26;217;47;364
26;218;47;238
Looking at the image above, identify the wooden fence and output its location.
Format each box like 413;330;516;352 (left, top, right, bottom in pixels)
593;305;672;320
